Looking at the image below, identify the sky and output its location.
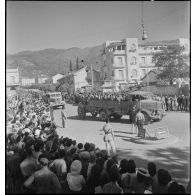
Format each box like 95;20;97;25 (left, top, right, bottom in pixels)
6;1;190;54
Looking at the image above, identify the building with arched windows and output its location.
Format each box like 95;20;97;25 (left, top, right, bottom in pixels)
101;38;189;91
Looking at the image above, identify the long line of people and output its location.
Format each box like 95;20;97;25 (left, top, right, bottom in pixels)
6;90;190;194
67;91;190;112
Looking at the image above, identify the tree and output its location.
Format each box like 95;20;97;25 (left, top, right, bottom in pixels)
152;45;190;85
69;60;73;72
76;57;80;70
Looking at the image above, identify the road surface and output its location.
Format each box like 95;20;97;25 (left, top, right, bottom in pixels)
53;103;190;187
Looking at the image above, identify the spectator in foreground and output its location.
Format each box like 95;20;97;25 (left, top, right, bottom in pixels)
66;160;86;193
24;154;61;193
103;164;123;193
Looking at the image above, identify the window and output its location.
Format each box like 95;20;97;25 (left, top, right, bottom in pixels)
118;57;123;65
112;70;115;77
141;57;146;64
111;58;114;64
117;45;121;50
10;76;15;83
118;70;124;80
122;45;126;50
132;69;137;78
131;56;136;65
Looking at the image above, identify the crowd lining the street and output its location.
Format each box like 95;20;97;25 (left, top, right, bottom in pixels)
6;89;190;194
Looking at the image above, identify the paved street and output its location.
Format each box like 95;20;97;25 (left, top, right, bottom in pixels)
54;103;190;186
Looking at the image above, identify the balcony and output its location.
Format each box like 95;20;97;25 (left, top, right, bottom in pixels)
112;50;126;55
113;62;126;68
139;63;155;68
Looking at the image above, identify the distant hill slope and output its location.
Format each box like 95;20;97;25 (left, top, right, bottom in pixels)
6;45;104;77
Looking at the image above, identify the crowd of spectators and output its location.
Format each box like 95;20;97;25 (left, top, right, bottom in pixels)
6;89;190;194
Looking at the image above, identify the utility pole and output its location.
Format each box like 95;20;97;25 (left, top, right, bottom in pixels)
147;70;149;92
91;64;94;88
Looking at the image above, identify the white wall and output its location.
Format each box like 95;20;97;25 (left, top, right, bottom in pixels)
21;78;35;86
74;68;88;92
6;69;20;85
53;74;64;84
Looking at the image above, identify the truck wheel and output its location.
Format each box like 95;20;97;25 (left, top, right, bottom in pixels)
91;111;98;117
142;112;150;125
78;106;86;119
99;110;108;121
113;113;122;119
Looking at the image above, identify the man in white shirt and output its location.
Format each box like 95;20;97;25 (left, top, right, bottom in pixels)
102;118;116;156
135;109;145;137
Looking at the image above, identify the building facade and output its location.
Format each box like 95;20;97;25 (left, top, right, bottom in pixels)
6;67;20;86
38;76;48;84
101;38;189;91
57;66;89;92
21;78;36;86
52;74;64;84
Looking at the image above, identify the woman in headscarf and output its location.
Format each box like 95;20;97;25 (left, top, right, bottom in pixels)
66;160;86;193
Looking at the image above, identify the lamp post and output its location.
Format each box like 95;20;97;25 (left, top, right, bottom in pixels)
141;1;148;41
147;70;149;92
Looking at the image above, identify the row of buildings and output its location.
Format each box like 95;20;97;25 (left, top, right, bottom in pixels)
100;38;189;90
6;38;189;92
6;68;64;87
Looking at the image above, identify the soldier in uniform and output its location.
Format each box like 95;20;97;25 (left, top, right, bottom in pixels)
135;109;145;137
129;105;137;135
102;118;116;157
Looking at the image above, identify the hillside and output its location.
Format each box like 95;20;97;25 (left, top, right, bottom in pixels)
6;45;104;77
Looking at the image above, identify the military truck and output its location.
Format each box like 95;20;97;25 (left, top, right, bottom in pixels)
43;92;65;109
77;91;166;124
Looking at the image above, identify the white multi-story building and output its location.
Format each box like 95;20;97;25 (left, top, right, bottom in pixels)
21;78;36;86
57;66;89;92
101;38;189;91
6;67;20;86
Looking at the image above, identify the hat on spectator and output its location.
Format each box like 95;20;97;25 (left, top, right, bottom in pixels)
70;160;82;174
136;168;150;177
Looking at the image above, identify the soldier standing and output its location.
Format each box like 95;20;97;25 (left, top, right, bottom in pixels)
102;118;116;157
135;109;145;137
130;105;137;135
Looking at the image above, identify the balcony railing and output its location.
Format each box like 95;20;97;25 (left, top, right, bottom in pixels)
113;63;125;68
112;50;126;55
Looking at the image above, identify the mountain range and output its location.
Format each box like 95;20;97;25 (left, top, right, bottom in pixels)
6;44;105;77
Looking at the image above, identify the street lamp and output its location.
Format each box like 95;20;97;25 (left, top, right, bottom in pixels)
141;1;148;41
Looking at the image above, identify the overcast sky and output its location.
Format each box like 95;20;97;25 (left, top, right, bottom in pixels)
6;1;190;54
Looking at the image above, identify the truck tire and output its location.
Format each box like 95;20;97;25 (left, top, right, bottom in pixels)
78;105;86;119
113;113;122;119
99;110;108;121
91;111;98;117
142;112;150;125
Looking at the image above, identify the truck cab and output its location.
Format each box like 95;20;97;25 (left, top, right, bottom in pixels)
127;91;166;123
